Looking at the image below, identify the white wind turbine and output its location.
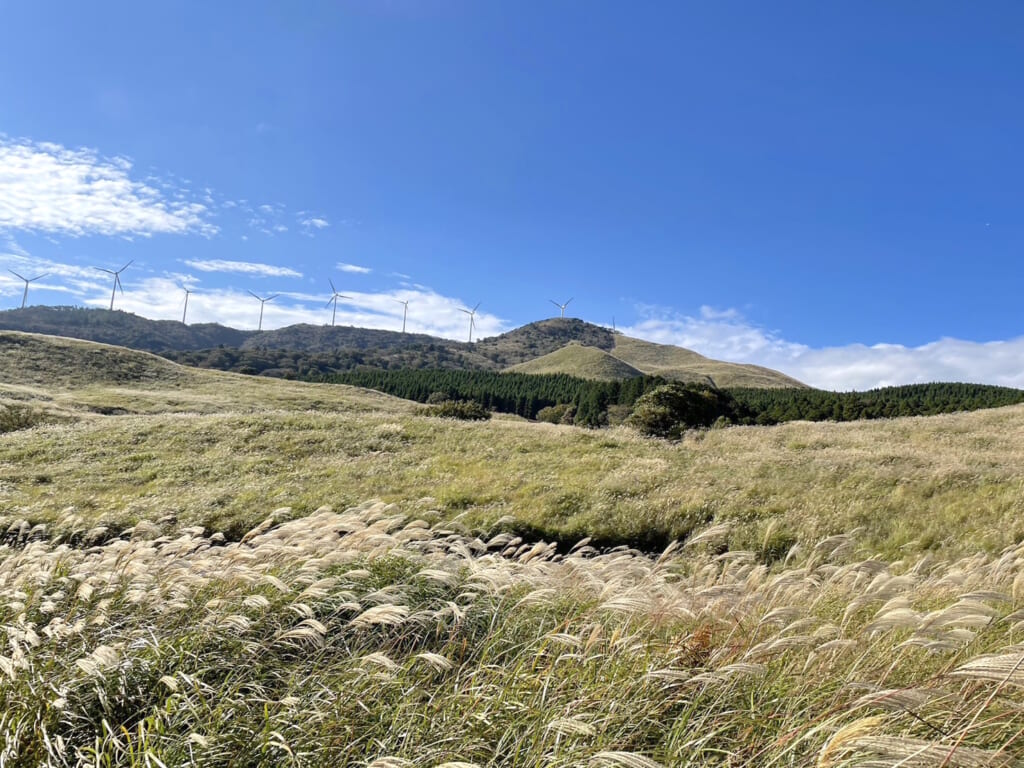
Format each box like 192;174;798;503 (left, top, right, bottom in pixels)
179;284;194;324
395;298;410;333
459;302;480;343
247;290;279;331
8;270;48;309
95;261;133;311
326;279;351;327
549;297;573;317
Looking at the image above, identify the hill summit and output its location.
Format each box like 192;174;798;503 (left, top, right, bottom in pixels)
0;307;805;388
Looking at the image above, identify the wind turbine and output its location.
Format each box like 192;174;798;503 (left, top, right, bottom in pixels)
179;285;194;324
459;302;480;343
247;290;278;331
395;298;410;333
549;298;573;318
326;279;351;327
8;270;47;309
95;260;132;311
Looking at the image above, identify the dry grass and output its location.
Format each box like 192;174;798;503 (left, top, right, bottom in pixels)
0;502;1021;765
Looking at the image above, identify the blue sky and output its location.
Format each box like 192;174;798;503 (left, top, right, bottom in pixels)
2;1;1024;389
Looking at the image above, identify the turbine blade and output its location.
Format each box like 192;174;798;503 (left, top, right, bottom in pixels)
31;274;48;282
549;299;560;308
329;278;337;293
119;260;134;272
339;294;351;299
458;308;471;315
8;270;26;281
266;294;279;302
472;302;481;312
325;297;336;309
96;267;115;275
116;275;124;294
247;290;261;300
565;298;573;306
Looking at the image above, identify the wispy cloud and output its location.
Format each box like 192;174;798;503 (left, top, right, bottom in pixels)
0;137;216;238
299;215;329;237
622;306;1024;390
183;259;301;278
337;262;371;274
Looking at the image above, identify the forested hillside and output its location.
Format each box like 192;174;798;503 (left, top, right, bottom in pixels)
330;369;1024;430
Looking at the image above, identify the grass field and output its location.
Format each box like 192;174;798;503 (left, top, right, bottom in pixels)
1;331;1023;765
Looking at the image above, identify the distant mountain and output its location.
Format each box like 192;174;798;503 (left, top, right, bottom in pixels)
0;307;806;388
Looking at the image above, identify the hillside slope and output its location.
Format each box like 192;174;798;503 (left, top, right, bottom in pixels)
0;331;410;417
612;335;808;388
505;343;645;380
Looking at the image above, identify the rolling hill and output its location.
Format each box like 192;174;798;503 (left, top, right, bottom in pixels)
0;307;806;388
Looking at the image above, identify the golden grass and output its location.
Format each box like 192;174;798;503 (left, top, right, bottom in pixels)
2;331;1024;559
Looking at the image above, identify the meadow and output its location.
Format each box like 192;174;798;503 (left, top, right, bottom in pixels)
0;332;1023;765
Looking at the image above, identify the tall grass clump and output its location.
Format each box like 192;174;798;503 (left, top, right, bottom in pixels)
0;501;1021;766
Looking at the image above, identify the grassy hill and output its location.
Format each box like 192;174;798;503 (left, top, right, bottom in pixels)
0;308;807;387
505;342;644;380
2;332;1023;764
611;334;808;388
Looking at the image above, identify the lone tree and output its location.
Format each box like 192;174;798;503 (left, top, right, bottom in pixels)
626;382;741;439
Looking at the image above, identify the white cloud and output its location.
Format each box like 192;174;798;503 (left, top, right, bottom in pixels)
337;262;372;274
299;216;329;236
622;307;1024;391
183;259;302;278
0;137;216;237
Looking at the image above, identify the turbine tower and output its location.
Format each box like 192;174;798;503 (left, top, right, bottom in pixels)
326;279;351;327
549;297;573;318
395;298;410;333
459;302;480;343
95;261;133;311
247;290;279;331
180;285;194;324
8;270;47;309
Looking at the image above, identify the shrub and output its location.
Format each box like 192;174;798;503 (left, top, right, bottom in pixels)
0;405;47;434
421;399;491;421
626;382;740;439
536;403;573;424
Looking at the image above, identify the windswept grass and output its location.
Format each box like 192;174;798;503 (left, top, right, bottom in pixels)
0;501;1021;766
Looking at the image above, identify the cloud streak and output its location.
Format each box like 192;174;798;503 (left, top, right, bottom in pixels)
183;259;302;278
0;138;216;237
337;262;371;274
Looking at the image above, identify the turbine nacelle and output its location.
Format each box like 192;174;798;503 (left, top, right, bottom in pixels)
549;297;573;318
